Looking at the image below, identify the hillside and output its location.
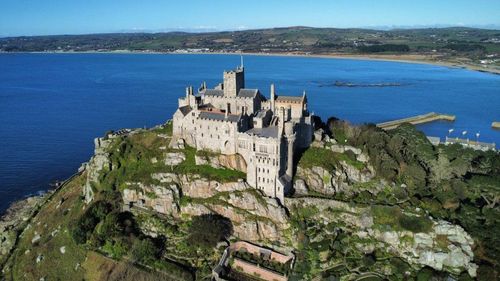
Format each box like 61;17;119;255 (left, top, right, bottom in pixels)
1;26;499;72
0;119;499;281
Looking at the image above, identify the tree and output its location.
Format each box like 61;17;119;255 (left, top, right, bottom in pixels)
187;214;233;248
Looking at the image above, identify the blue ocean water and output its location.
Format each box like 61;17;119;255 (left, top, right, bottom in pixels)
0;53;499;212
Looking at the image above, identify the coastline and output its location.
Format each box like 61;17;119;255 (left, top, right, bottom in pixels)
2;50;500;75
0;171;82;270
0;194;47;267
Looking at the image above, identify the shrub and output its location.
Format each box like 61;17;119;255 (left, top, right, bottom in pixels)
102;239;128;259
71;201;112;244
131;238;158;263
399;215;433;233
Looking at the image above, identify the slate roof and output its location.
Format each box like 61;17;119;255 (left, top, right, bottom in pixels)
202;88;261;99
255;109;270;119
275;95;304;103
238;89;259;98
244;126;280;138
178;105;192;116
203;89;224;97
199;112;241;123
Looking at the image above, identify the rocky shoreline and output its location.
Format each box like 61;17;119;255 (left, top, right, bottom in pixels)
0;194;47;267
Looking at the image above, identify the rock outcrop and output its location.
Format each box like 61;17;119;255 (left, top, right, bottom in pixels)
195;153;246;172
164;152;185;166
295;161;375;195
82;137;112;203
286;198;478;277
127;171;289;245
180;191;289;243
123;183;180;216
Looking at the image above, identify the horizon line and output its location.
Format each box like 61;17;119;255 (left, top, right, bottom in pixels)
2;24;500;38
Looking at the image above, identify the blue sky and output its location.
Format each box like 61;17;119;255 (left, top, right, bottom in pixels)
1;0;499;36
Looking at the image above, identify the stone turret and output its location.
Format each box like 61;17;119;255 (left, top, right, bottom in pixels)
185;87;190;105
270;84;276;112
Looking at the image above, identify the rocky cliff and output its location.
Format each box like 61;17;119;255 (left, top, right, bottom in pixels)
286;198;478;277
82;137;113;203
123;171;290;245
10;124;489;280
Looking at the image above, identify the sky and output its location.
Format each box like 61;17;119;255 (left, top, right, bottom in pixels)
1;0;499;36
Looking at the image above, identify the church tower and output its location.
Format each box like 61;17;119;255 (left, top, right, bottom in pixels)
223;59;245;97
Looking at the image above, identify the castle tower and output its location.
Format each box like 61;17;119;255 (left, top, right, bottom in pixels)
284;122;295;178
223;67;245;97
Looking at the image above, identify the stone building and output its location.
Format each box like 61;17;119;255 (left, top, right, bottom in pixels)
172;65;313;202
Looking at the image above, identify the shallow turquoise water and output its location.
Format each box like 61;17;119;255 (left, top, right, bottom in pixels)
0;53;499;212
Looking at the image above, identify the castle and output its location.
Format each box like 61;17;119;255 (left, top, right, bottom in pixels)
172;64;313;202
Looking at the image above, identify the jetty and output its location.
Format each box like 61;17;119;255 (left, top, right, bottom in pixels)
492;122;500;130
445;137;496;151
377;112;456;130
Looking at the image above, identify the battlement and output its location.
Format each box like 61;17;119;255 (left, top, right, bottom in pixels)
223;67;245;97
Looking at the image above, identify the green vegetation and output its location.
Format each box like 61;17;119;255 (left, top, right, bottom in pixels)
3;116;499;280
172;146;245;182
371;205;433;233
358;44;410;53
323;119;500;279
95;125;244;194
187;214;233;248
298;146;365;171
3;176;87;281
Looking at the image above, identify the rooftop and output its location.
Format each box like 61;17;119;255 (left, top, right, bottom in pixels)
275;95;304;103
178;105;192;116
245;126;280;138
199;111;241;123
202;88;261;99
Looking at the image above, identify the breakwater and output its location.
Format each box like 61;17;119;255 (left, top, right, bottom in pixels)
377;112;456;130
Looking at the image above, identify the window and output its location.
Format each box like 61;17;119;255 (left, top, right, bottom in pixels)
259;145;267;153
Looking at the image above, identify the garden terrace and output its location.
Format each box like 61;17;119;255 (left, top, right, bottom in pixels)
226;241;293;281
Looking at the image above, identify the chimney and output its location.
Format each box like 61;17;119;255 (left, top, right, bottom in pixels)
270;84;276;112
185;86;190;106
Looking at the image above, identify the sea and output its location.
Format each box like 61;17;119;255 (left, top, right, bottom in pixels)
1;53;499;213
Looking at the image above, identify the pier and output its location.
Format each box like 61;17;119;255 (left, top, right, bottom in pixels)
376;112;456;130
493;122;500;130
445;137;496;151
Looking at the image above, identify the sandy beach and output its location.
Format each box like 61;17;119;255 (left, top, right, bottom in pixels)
4;50;499;75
